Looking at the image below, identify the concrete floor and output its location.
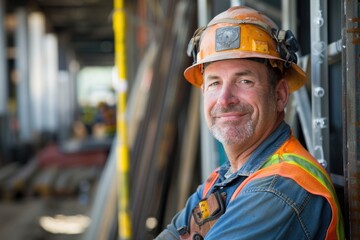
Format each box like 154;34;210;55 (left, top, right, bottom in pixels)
0;196;91;240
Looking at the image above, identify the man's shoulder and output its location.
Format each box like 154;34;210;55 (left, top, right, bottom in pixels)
243;174;308;195
239;173;329;210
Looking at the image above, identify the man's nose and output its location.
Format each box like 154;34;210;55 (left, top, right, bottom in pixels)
217;84;238;106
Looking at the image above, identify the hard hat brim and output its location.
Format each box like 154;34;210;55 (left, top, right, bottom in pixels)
183;54;306;93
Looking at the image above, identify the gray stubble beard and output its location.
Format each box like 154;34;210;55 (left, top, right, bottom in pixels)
210;119;254;145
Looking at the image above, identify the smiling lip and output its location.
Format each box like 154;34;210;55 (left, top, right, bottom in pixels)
215;112;247;120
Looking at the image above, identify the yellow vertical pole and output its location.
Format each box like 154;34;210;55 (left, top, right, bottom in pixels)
113;0;132;239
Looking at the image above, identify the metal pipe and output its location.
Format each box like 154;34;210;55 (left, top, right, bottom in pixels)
328;39;342;64
197;0;209;26
230;0;244;7
113;0;132;239
281;0;297;31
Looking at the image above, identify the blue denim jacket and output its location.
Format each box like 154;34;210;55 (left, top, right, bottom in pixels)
155;122;331;240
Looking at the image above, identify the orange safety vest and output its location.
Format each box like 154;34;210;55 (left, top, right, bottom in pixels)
201;135;345;240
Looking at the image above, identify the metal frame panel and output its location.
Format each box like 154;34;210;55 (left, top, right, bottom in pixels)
343;0;360;238
310;0;329;169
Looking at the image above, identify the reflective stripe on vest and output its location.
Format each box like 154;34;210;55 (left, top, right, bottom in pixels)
202;135;345;239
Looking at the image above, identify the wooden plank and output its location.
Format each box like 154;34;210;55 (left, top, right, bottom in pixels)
54;166;100;196
0;163;20;197
4;158;38;199
0;163;19;182
30;167;59;197
53;168;77;195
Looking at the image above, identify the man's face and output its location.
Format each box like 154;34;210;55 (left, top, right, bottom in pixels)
202;59;286;147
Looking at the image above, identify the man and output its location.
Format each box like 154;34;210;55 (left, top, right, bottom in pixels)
155;6;344;240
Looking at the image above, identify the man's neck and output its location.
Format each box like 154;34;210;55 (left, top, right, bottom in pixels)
224;117;284;172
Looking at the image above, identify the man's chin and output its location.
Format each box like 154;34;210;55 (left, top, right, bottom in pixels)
211;125;253;145
212;130;242;145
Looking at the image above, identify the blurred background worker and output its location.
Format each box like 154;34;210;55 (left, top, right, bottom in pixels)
155;6;344;240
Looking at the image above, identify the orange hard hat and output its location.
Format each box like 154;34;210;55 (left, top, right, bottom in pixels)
184;6;306;93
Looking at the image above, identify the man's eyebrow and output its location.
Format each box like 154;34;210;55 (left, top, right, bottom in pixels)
234;70;256;77
204;70;256;81
204;74;220;81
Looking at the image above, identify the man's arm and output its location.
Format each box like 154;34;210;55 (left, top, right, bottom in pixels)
154;228;179;240
154;185;205;239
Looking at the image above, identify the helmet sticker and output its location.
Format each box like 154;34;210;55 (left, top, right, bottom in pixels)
215;26;240;52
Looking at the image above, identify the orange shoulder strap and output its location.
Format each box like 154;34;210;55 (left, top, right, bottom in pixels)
202;167;220;198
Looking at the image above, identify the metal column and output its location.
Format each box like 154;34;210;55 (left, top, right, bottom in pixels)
0;0;7;114
343;0;360;238
15;8;31;142
113;0;132;238
0;0;8;161
43;34;59;134
282;0;314;155
28;12;46;133
310;0;329;169
198;0;219;181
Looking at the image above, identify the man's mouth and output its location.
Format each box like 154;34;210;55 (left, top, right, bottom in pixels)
214;112;247;122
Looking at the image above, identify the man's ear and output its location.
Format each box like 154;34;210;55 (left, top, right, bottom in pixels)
275;78;289;111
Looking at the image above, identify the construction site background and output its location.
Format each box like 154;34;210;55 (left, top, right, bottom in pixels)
0;0;359;240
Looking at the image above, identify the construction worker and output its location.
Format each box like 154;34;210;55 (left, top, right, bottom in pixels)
155;6;345;240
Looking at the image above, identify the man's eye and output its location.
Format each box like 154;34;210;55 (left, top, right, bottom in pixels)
208;81;219;88
240;79;252;84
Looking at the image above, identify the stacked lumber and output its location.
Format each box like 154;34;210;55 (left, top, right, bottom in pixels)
0;143;106;200
30;167;59;197
3;159;38;199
